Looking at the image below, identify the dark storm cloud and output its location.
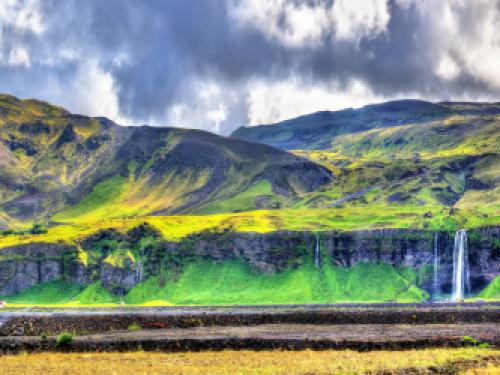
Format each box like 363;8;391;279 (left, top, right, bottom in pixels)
1;0;499;133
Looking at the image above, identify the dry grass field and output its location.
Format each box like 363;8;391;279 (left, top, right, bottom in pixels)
0;348;498;374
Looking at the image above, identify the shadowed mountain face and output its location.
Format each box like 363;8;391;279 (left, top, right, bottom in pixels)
232;99;500;150
0;94;332;224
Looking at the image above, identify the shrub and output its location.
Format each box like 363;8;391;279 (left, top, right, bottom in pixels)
463;335;477;345
55;332;73;348
29;223;47;235
127;323;141;331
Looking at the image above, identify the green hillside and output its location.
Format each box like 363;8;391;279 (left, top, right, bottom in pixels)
1;95;498;236
0;97;497;249
232;100;500;230
1;258;427;306
0;95;498;306
0;94;331;227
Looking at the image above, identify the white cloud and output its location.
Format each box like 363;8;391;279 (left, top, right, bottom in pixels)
164;80;237;133
228;0;391;47
0;0;45;34
435;54;459;81
0;0;45;67
7;45;30;67
207;103;228;133
331;0;390;43
246;78;384;125
412;0;500;89
39;60;125;124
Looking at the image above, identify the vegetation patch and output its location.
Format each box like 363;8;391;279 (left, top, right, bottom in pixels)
0;281;82;305
479;276;500;300
53;176;129;223
71;282;120;305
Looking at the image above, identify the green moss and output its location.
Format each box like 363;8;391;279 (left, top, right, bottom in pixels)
125;258;428;305
0;257;430;306
104;248;135;268
1;281;83;304
124;276;169;304
478;276;500;300
71;282;119;305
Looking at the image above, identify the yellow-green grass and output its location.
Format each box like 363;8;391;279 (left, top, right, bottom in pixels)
0;349;497;374
52;176;130;223
124;260;426;305
1;205;497;250
329;116;500;161
195;180;276;214
455;188;500;217
1;281;83;305
479;276;500;300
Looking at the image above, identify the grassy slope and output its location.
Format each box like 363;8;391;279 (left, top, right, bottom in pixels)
288;116;500;229
2;256;427;305
1;202;495;250
195;180;276;214
2;281;83;304
479;276;500;300
71;282;119;305
53;176;129;223
1;96;497;239
0;94;335;226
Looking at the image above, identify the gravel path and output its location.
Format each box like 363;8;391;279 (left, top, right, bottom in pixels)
0;323;498;353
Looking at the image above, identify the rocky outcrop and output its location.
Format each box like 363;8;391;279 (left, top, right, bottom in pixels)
183;231;312;274
0;242;71;295
0;226;498;297
100;262;137;296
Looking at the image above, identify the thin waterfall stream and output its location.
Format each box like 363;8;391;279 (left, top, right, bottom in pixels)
433;233;439;299
314;234;320;268
136;260;144;284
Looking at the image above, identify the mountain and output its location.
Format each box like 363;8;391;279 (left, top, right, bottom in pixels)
232;99;500;226
0;94;332;226
232;99;500;150
0;95;498;304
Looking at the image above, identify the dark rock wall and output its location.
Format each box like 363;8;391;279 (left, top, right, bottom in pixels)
0;227;498;297
0;243;70;295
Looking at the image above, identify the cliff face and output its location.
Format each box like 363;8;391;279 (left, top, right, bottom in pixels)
0;226;498;298
0;243;72;295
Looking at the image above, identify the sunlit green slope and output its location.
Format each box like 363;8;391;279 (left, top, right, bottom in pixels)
1;258;427;305
0;94;331;227
233;100;500;229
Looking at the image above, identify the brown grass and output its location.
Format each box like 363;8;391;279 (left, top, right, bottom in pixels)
0;348;497;374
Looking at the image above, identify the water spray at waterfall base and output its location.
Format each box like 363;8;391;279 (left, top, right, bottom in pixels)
451;230;470;302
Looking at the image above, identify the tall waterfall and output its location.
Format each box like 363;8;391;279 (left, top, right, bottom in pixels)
314;234;320;268
451;230;470;302
433;233;439;298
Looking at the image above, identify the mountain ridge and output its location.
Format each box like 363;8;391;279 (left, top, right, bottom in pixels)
0;94;332;226
231;99;500;150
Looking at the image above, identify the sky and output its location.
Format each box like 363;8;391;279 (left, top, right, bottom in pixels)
1;0;499;134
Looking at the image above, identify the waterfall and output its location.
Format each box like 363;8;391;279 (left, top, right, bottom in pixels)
314;234;320;268
433;233;439;298
451;230;469;302
136;260;143;284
